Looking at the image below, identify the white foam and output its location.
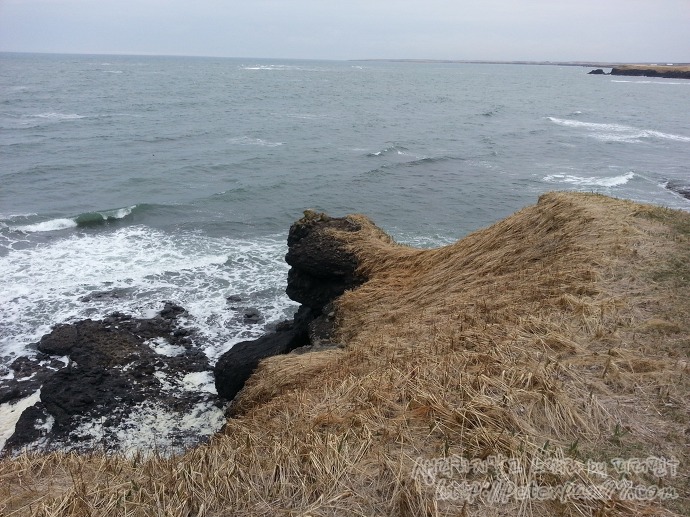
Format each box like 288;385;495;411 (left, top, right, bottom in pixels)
14;218;78;233
66;399;225;456
0;226;297;363
543;171;635;187
611;80;689;86
368;145;409;157
227;136;284;147
240;64;324;72
0;390;41;451
0;213;38;221
56;367;223;455
32;112;85;120
146;337;185;357
112;206;134;218
547;117;690;143
182;371;216;394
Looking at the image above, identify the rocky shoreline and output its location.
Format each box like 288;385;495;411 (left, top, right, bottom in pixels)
1;210;363;455
589;65;690;80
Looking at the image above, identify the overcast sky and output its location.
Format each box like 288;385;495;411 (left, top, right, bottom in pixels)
0;0;688;62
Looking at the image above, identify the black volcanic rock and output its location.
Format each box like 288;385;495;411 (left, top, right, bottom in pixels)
214;322;307;400
610;67;690;80
2;306;214;454
588;68;607;75
214;210;368;405
285;210;366;313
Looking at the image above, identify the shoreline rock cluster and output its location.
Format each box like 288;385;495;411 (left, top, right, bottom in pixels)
589;66;690;80
1;210;364;454
3;303;217;453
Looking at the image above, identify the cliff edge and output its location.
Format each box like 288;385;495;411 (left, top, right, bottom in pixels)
2;192;689;517
611;64;690;79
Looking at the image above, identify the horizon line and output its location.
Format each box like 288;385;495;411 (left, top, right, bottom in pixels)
1;50;687;67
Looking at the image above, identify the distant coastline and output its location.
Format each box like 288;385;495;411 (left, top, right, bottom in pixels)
354;59;690;79
610;64;690;80
353;58;690;69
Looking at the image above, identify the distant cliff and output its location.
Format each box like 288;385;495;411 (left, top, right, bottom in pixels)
610;65;690;79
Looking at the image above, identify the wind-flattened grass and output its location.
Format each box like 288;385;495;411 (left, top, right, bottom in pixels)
634;206;690;287
1;192;689;516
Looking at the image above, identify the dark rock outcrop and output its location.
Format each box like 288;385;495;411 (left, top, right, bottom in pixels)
666;181;690;200
588;68;607;75
285;210;365;312
2;303;215;454
0;354;65;405
214;210;366;402
213;321;306;399
610;67;690;80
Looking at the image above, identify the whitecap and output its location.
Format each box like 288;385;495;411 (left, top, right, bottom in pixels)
32;112;85;120
367;145;409;157
109;206;135;219
239;64;325;72
0;213;38;222
543;171;635;187
14;218;78;233
547;117;690;143
227;136;284;147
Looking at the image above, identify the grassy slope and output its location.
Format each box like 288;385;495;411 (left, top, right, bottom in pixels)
614;64;690;73
1;192;688;516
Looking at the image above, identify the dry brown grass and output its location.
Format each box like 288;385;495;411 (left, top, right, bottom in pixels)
1;192;688;516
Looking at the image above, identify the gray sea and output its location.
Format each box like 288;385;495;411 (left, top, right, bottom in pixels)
1;53;689;449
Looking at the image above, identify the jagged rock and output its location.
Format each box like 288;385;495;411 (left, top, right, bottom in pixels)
0;355;64;405
588;68;607;75
78;287;131;303
243;308;262;323
214;211;367;404
3;403;51;450
2;306;213;454
285;210;366;313
159;302;186;320
214;322;308;399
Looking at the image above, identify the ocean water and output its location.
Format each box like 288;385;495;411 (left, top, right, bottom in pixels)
1;53;689;450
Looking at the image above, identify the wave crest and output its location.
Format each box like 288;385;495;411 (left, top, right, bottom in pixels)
227;136;284;147
12;206;137;233
32;112;85;120
547;117;690;143
543;171;635;188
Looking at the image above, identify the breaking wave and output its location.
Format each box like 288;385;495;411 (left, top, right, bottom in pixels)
547;117;690;143
11;206;138;233
543;171;635;187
